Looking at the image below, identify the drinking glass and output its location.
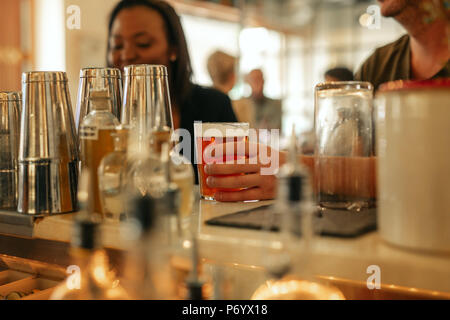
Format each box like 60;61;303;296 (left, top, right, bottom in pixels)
18;71;79;215
314;82;376;212
194;122;249;201
121;64;173;153
0;91;21;209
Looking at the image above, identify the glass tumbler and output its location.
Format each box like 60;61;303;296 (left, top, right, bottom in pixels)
314;82;376;212
194;122;249;201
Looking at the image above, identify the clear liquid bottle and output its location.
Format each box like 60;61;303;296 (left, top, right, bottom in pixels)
98;126;129;221
254;126;345;300
50;170;130;300
121;190;179;299
79;85;120;216
169;143;195;221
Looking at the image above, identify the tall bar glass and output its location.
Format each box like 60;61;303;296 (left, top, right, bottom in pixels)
314;82;375;212
18;71;79;215
194;122;249;201
0;92;21;209
121;64;173;153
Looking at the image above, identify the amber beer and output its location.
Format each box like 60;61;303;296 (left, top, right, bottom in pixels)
194;122;249;200
151;126;172;153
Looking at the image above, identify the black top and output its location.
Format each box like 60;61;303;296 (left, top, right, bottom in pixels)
178;84;237;183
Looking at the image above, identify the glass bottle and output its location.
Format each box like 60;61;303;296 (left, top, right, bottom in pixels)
50;169;130;300
121;191;178;299
98;126;129;221
254;126;345;300
125;132;168;201
153;129;195;226
169;140;195;221
79;85;120;216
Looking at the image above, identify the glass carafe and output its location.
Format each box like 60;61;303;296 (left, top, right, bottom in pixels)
98;127;129;221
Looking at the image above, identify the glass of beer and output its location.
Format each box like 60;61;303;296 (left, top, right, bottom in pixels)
194;122;249;201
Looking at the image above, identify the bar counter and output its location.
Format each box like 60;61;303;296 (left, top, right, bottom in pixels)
1;195;450;299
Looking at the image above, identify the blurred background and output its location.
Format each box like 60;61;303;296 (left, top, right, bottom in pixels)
0;0;405;137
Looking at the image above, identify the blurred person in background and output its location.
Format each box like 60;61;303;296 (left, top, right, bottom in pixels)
245;69;282;131
355;0;450;90
106;0;237;183
206;50;255;126
324;67;354;82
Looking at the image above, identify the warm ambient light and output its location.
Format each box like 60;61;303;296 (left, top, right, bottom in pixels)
251;279;346;300
34;0;66;71
359;13;374;28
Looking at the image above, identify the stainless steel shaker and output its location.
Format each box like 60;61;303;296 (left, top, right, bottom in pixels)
0;92;21;209
75;67;122;133
121;64;173;135
18;72;79;215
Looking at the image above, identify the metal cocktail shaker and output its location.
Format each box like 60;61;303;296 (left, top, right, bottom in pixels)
75;67;122;133
121;64;173;135
18;71;79;215
0;92;21;209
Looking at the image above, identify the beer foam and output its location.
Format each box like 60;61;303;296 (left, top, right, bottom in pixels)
194;122;249;138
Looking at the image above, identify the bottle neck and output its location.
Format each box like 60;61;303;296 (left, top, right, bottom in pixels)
90;98;111;113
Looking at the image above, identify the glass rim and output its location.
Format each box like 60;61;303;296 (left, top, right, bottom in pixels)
0;91;21;101
194;122;249;137
315;81;373;91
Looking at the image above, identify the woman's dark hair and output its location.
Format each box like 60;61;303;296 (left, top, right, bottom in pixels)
324;67;354;81
107;0;193;106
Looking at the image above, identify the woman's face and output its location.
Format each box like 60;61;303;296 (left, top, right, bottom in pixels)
108;6;175;71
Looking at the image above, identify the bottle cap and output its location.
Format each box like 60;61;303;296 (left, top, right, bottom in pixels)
186;280;204;300
72;218;100;250
129;194;156;232
88;77;111;111
288;175;304;202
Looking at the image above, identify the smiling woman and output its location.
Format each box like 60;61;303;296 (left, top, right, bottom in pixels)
106;0;238;185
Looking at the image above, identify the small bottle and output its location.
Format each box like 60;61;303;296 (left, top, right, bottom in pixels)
79;83;120;216
254;126;345;300
277;125;315;247
98;126;129;221
124;129;169;200
121;192;177;299
168;135;195;221
50;170;130;300
185;233;205;300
